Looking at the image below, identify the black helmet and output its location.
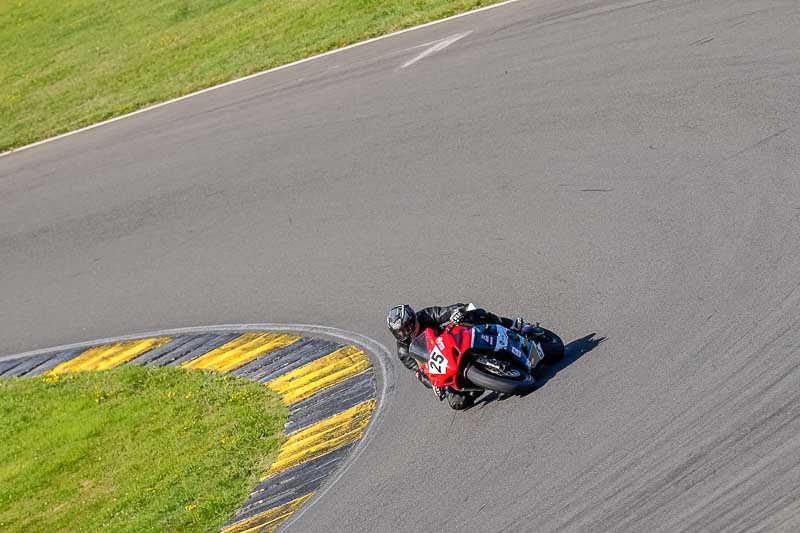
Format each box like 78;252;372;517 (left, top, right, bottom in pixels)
387;304;418;342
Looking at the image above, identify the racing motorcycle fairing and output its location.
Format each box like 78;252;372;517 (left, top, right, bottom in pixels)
469;323;536;371
412;322;544;390
420;325;473;389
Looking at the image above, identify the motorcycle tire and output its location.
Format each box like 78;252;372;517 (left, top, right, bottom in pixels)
464;364;537;395
537;328;565;364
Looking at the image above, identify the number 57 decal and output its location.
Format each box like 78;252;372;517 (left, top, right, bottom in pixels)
428;346;448;374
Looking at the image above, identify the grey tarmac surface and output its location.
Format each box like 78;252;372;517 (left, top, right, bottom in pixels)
2;0;800;531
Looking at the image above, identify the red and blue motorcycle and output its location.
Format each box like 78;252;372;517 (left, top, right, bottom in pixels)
409;320;564;410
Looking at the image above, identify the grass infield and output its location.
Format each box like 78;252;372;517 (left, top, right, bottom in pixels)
0;365;287;532
1;0;503;152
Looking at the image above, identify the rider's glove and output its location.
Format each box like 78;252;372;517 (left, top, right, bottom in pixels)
450;307;465;324
415;369;433;389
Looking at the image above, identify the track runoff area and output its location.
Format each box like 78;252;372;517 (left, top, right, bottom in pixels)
0;326;383;532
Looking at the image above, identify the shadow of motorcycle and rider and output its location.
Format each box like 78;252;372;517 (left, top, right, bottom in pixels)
469;333;606;410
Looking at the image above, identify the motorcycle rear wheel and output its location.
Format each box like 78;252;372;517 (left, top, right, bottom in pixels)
464;364;537;395
536;328;565;363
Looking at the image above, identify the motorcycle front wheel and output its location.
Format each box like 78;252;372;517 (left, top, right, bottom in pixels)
464;364;537;395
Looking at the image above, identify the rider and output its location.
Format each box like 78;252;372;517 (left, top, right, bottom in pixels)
386;303;535;388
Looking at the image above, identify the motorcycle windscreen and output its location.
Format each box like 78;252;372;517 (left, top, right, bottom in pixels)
408;333;431;365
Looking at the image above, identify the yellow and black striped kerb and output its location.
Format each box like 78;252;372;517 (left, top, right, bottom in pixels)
0;329;379;533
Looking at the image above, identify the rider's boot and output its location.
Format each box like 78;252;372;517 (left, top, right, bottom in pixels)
521;322;545;338
514;316;540;336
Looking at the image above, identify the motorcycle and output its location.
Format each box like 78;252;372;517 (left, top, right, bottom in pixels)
408;320;564;410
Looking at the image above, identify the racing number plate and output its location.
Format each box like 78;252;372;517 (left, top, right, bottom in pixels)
428;346;448;374
532;341;545;362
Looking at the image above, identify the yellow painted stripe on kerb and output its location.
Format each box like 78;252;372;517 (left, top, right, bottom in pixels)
267;345;370;404
263;399;375;480
179;332;299;373
221;492;315;533
48;337;171;374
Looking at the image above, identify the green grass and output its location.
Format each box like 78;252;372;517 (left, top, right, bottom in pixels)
1;0;502;152
0;365;287;532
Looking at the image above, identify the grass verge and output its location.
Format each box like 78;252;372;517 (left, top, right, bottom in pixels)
0;365;287;532
1;0;505;152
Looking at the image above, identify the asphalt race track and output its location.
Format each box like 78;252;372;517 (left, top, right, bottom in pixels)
2;0;800;531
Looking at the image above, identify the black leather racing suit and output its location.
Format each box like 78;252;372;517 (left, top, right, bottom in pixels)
396;303;515;372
